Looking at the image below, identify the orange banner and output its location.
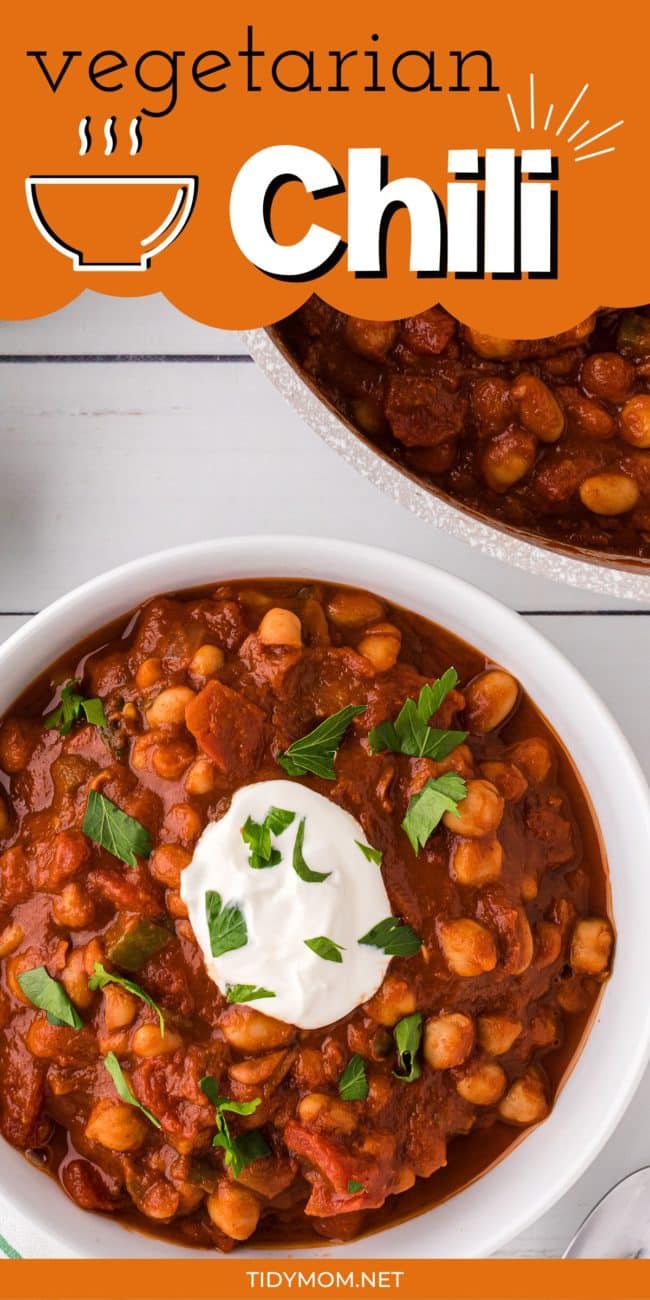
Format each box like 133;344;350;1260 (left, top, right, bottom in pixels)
1;1;646;335
4;1259;650;1300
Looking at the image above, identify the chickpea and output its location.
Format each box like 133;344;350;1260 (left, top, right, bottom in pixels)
443;779;504;838
423;1012;474;1069
570;917;613;975
498;1070;549;1126
357;623;401;673
393;1165;416;1195
0;719;36;773
511;373;565;442
581;353;633;404
53;882;95;930
189;644;225;678
104;984;138;1031
166;890;189;919
152;741;195;781
456;1060;507;1105
464;670;519;734
206;1181;261;1241
559;388;616;440
481;429;537;493
131;1023;182;1057
298;1092;358;1134
61;947;94;1010
258;608;302;648
465;329;517;360
85;1099;147;1152
579;472;640;516
344;317;398;360
184;757;217;796
438;919;497;977
507;737;552;785
477;1015;522;1056
230;1049;290;1086
163;802;202;844
352;396;385;436
7;951;41;1004
479;761;527;803
219;1005;294;1052
536;921;562;968
326;590;385;628
530;1008;559;1048
0;922;23;958
451;836;503;886
146;686;195;728
149;843;192;889
26;1016;76;1059
135;657;163;691
620;394;650;449
364;975;417;1027
520;874;538;902
141;1180;181;1221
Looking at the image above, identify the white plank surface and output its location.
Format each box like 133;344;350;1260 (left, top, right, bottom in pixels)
0;358;644;614
0;292;648;1260
0;291;239;355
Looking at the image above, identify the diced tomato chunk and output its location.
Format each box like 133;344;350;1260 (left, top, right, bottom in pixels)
185;680;265;778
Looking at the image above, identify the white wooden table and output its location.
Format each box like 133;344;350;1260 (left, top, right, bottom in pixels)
0;291;648;1259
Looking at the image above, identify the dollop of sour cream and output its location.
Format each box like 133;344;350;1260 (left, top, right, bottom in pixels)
180;780;392;1030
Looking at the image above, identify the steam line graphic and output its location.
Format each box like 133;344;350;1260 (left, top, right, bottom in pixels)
78;116;143;156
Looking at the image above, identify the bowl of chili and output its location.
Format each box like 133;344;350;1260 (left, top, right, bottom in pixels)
0;535;648;1258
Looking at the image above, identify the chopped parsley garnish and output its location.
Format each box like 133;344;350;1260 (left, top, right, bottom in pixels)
292;817;330;883
348;1179;365;1194
402;773;467;854
17;966;83;1029
44;681;108;736
82;790;151;868
368;669;467;760
205;891;247;958
88;962;166;1035
226;984;276;1004
241;806;295;869
358;916;422;957
103;1051;161;1129
278;704;366;780
338;1053;369;1101
304;935;345;963
200;1076;270;1177
355;840;383;865
393;1013;423;1083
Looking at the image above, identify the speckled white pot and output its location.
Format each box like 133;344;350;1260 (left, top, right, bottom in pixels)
242;329;650;603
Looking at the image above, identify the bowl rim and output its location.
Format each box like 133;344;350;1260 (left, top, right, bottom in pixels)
241;326;650;604
0;533;649;1260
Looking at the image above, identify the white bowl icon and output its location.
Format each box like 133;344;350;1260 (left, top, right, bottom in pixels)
25;175;198;272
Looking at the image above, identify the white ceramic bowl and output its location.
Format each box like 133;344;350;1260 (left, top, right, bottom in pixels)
242;328;650;604
1;536;649;1260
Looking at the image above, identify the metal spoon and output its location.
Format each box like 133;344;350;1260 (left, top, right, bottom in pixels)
564;1168;650;1258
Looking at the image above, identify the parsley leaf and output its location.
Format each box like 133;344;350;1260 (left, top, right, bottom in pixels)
402;773;467;854
241;807;295;868
355;840;383;865
226;984;276;1004
199;1077;270;1177
17;966;83;1029
45;681;108;736
292;818;330;883
338;1054;369;1101
304;935;345;963
88;962;166;1035
83;790;151;868
368;669;467;760
348;1179;365;1194
393;1013;423;1083
205;891;247;959
278;704;366;780
104;1051;161;1128
358;916;422;957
